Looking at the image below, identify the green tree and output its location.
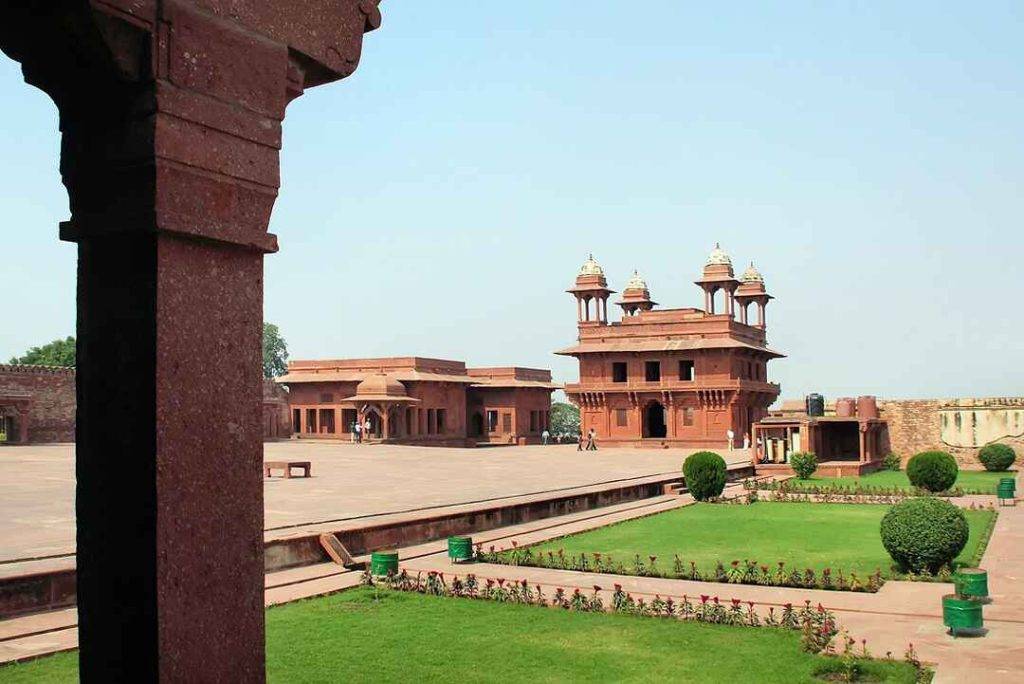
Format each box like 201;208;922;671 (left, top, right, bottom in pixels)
262;322;289;379
550;401;580;437
9;336;76;367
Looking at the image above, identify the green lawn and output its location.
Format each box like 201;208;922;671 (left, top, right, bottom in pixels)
523;502;994;578
0;588;919;683
791;469;1015;494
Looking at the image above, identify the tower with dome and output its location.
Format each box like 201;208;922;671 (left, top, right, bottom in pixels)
558;246;783;448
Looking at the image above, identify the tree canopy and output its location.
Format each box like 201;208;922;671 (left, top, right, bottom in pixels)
9;336;76;367
550;401;580;437
263;323;289;379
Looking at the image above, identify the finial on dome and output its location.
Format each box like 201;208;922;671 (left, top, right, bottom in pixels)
625;269;648;290
741;261;764;283
705;243;732;267
578;253;604;277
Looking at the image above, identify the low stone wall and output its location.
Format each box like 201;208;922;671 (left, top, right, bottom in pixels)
0;364;76;443
880;397;1024;469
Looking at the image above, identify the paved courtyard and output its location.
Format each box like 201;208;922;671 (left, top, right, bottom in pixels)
0;441;750;563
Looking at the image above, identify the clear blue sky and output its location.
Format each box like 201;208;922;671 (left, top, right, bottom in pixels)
1;2;1022;401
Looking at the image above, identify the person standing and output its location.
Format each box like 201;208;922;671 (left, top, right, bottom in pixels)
354;420;362;444
743;433;750;450
577;431;585;451
586;428;597;451
726;428;735;451
541;429;550;446
364;418;372;441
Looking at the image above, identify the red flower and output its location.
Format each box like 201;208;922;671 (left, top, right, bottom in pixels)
593;585;602;592
614;584;623;591
731;598;741;607
731;560;740;567
511;540;518;547
573;588;581;596
497;578;505;587
713;596;720;605
649;555;657;564
784;603;792;609
700;595;710;604
748;601;755;609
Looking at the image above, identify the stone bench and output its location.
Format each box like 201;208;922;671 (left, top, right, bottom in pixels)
264;461;311;479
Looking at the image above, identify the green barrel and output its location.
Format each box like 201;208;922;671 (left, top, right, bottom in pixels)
370;550;399;576
447;536;474;563
998;477;1015;497
954;568;989;600
942;594;984;635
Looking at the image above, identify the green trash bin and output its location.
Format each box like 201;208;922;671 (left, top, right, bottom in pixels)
943;594;983;636
447;536;474;563
997;481;1015;505
370;550;399;576
954;568;989;600
998;477;1015;494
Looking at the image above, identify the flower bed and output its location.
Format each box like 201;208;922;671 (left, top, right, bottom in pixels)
367;567;838;644
749;471;1012;497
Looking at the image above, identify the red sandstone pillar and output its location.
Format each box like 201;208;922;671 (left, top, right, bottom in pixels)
0;2;379;680
17;409;29;444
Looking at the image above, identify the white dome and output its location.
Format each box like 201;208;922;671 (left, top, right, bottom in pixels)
706;242;732;267
578;253;604;277
625;270;647;290
741;262;764;283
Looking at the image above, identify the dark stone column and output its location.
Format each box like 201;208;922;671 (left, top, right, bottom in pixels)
0;1;379;680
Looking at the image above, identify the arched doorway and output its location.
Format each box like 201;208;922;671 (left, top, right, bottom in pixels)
644;401;667;439
363;408;382;439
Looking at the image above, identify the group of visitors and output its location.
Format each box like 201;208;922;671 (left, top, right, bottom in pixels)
350;419;375;444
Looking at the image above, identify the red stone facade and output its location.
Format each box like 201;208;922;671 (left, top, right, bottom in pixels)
559;249;782;448
278;358;559;447
0;364;76;444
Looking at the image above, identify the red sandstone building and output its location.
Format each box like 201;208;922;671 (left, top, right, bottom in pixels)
559;248;783;448
277;357;559;446
0;364;76;444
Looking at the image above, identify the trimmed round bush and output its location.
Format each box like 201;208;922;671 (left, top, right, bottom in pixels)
906;450;958;492
683;451;727;501
978;443;1016;472
789;451;817;480
880;498;969;573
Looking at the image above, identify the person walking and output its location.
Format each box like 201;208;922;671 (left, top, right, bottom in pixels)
541;428;550;446
586;428;597;451
577;431;585;451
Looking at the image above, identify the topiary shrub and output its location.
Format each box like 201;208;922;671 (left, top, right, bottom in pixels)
880;498;969;573
882;453;901;471
789;451;817;480
906;450;958;492
683;451;727;501
978;443;1016;472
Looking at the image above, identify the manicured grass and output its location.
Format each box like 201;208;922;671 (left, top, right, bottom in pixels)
793;469;1015;494
524;502;994;578
0;588;920;683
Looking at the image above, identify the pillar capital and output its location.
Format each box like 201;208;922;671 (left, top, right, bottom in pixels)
3;0;380;252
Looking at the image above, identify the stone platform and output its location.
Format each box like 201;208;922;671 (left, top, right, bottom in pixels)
0;442;750;566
